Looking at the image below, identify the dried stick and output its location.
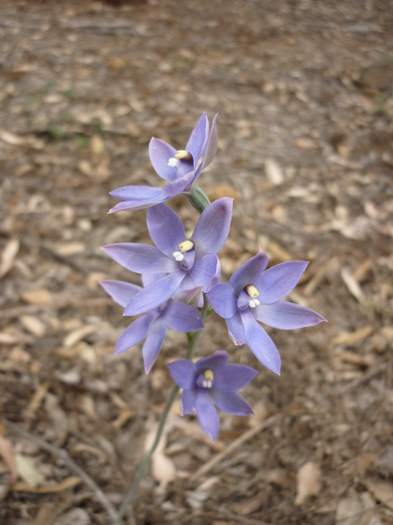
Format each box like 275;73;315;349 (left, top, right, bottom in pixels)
190;414;279;483
6;421;122;525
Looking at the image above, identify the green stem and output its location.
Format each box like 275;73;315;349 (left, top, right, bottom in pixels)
118;303;209;520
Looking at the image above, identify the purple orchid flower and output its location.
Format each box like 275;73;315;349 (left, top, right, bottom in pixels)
103;198;232;317
100;279;203;373
168;351;257;440
207;253;326;376
109;113;218;213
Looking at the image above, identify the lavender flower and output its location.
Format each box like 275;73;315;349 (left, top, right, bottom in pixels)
103;198;232;316
168;351;257;439
101;279;203;373
109;113;217;213
208;253;326;375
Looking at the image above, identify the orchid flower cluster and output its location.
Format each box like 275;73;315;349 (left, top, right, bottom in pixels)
102;113;325;440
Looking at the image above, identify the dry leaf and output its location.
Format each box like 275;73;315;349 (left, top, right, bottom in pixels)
20;316;46;337
0;239;19;278
333;326;373;346
265;158;284;185
22;289;53;306
63;326;95;347
55;242;85;256
295;462;321;505
15;454;45;487
365;477;393;510
145;420;176;491
0;433;17;483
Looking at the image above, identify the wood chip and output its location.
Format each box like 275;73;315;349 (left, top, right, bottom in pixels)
341;268;365;303
265;158;284;185
20;316;46;337
22;289;53;306
63;325;95;348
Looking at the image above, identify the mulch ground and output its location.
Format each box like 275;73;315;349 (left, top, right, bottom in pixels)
1;1;393;524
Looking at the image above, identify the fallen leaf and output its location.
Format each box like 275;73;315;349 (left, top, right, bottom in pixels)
63;325;95;347
15;454;45;487
265;158;284;185
365;477;393;510
22;289;53;306
295;462;321;505
333;326;373;346
0;239;19;279
20;316;46;337
0;433;17;483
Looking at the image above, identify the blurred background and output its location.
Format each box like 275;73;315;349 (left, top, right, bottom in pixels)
1;0;393;523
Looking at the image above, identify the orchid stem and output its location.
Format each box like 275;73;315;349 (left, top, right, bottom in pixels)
118;302;208;520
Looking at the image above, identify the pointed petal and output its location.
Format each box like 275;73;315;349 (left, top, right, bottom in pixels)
186;113;209;165
108;195;167;213
214;364;258;391
256;301;326;330
103;243;174;274
256;261;308;304
167;359;195;389
195;351;228;373
147;204;186;256
124;272;185;316
187;254;219;292
195;391;220;440
201;113;218;169
115;315;152;354
192;198;233;255
100;280;141;308
148;138;177;180
208;282;236;319
110;184;165;201
230;252;269;293
241;311;281;375
164;302;203;332
142;323;166;373
163;171;195;197
181;390;196;415
213;391;253;416
226;314;246;345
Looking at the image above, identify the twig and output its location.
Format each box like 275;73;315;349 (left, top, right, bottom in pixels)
190;414;279;483
5;421;122;525
340;362;387;394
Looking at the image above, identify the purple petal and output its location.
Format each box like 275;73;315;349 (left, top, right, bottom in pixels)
256;301;326;330
230;253;269;293
100;280;141;308
142;322;166;373
167;359;195;389
195;350;228;373
115;315;152;354
226;314;246;345
213;391;253;416
241;311;281;375
108;196;166;213
192;198;233;255
164;301;203;332
207;283;236;319
163;171;195;197
148;138;177;181
124;272;185;316
201;113;218;169
187;254;219;292
147;204;186;257
110;184;165;201
195;391;220;440
181;390;196;415
185;113;209;166
214;364;258;391
256;261;308;304
103;243;174;274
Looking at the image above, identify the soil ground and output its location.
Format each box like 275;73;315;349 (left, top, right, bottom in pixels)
1;1;393;524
